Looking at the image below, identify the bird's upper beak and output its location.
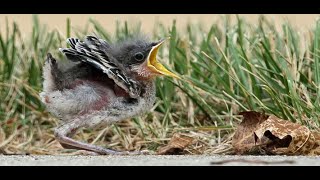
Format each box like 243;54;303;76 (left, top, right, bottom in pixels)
147;38;180;79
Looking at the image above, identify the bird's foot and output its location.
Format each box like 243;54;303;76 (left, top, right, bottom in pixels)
72;147;152;156
97;149;152;156
72;150;151;156
74;150;101;156
55;126;153;156
111;149;152;156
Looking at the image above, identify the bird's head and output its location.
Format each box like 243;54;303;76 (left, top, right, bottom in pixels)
114;36;179;80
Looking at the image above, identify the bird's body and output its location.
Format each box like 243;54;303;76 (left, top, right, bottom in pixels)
40;59;155;128
40;35;178;155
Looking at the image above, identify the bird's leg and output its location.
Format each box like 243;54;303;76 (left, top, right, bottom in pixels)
54;120;146;155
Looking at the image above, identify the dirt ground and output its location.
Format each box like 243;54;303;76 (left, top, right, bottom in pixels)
1;14;319;36
0;155;319;166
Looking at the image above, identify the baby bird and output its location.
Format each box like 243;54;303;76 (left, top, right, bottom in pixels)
40;35;179;155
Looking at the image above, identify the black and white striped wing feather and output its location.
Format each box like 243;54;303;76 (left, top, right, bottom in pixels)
59;36;141;98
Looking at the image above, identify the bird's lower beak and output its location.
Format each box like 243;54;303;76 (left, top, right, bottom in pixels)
147;38;180;79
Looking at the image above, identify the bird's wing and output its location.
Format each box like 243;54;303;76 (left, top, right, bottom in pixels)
59;35;141;98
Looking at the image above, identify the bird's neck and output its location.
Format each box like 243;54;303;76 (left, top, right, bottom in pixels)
141;79;156;99
138;79;156;112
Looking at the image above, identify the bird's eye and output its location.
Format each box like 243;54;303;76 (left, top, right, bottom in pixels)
134;52;144;61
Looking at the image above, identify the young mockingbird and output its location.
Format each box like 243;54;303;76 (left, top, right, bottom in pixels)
40;35;179;155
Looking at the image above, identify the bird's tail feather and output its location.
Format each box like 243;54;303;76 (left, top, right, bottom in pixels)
41;53;63;93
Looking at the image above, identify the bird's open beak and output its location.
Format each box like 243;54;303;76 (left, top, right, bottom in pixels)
147;38;180;79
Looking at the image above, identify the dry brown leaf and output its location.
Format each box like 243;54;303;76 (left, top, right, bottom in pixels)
232;111;268;154
232;111;320;155
157;133;194;155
